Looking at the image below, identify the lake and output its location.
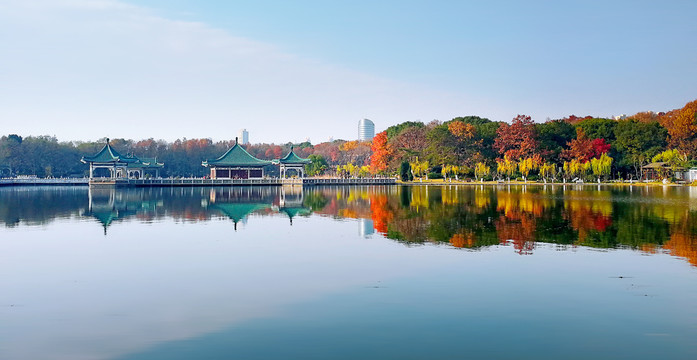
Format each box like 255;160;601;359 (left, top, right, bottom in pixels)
1;185;696;360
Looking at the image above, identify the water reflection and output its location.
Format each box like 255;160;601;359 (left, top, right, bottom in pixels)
1;185;697;266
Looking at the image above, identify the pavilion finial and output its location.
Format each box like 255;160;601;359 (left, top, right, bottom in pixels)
291;145;294;151
106;137;110;144
235;137;238;145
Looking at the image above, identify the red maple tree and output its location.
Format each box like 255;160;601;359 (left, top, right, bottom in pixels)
494;115;539;159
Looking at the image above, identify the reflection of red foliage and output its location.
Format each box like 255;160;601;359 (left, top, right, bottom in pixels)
370;195;392;235
592;215;612;231
663;227;697;267
495;214;536;255
568;207;613;242
450;232;476;248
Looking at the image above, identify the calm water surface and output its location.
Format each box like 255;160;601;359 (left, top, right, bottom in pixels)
1;185;696;360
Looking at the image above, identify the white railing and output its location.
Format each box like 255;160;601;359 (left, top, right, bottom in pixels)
0;178;89;185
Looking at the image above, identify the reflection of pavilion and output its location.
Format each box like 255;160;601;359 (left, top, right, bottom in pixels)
85;187;140;235
279;186;311;225
212;203;272;230
83;186;316;233
209;186;312;228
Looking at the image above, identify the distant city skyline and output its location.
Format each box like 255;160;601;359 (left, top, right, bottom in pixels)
1;0;695;144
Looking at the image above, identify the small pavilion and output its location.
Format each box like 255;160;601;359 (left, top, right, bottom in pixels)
202;138;272;179
273;146;311;178
81;139;138;179
126;157;164;179
641;162;687;181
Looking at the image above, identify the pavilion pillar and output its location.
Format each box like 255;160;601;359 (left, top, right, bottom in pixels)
89;164;94;179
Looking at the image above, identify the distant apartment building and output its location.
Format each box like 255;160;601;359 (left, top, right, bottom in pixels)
238;129;249;145
358;119;375;141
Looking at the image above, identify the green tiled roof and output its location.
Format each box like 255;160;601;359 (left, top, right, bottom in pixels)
203;142;272;167
273;146;311;165
128;157;164;169
81;140;138;164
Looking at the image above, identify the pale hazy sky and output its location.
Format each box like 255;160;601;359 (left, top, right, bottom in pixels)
1;0;695;144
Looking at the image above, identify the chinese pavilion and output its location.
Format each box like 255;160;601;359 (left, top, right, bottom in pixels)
81;139;138;178
126;157;164;179
81;139;165;179
202;138;272;179
273;146;311;178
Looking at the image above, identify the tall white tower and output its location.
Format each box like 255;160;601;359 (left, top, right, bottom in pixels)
358;119;375;141
238;129;249;145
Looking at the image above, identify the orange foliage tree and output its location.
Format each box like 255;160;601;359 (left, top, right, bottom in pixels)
665;99;697;157
494;115;539;159
370;131;392;174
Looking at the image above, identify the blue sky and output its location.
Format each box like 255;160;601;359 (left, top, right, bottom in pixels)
1;0;695;144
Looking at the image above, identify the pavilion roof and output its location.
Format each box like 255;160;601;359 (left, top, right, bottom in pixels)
202;139;272;167
273;146;311;165
128;157;164;169
81;139;138;164
642;162;686;170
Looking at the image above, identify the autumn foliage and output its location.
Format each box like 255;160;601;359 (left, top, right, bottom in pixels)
369;131;392;174
493;115;539;159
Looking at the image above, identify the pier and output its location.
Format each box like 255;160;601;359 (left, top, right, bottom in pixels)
1;177;395;187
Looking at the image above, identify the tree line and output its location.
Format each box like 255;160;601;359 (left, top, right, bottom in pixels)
1;99;695;179
0;135;370;178
370;99;697;182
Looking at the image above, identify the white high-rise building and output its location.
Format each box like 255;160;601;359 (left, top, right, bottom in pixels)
238;129;249;145
358;119;375;141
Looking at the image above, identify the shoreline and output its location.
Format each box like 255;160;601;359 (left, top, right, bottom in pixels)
396;179;692;187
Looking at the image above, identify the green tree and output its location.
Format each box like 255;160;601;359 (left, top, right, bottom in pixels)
536;120;576;164
305;154;328;176
613;119;668;179
575;118;617;142
400;161;412;181
385;121;425;140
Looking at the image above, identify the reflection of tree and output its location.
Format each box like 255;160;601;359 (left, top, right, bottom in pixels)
663;212;697;266
495;214;536;255
563;190;615;246
0;187;88;227
449;231;476;248
369;194;392;235
10;185;697;267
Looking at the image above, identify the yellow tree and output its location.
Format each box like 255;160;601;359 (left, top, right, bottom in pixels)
579;161;591;180
410;158;429;179
441;165;460;180
358;165;371;178
474;162;490;181
564;159;588;181
539;162;557;183
518;156;542;182
496;156;517;182
590;153;613;182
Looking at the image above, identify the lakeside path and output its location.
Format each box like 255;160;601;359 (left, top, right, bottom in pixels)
397;179;694;187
